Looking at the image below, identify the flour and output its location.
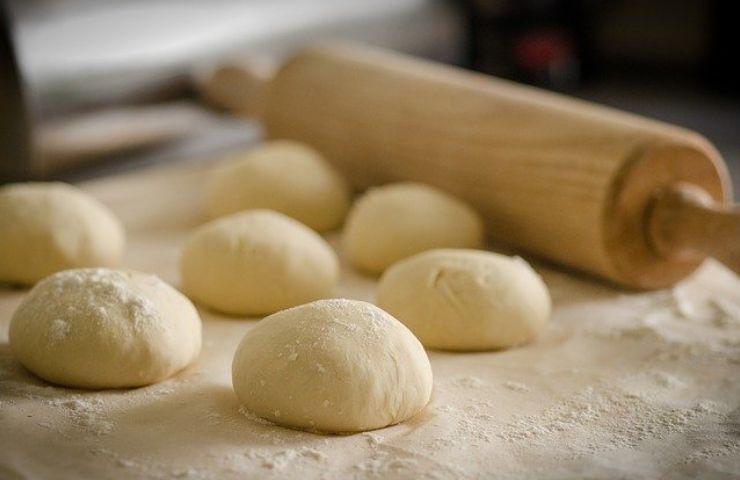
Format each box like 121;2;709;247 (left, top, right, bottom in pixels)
244;447;327;471
2;236;739;480
238;405;276;427
32;269;161;333
355;453;419;477
496;383;716;454
503;381;531;392
115;458;136;468
46;396;113;435
684;440;740;464
363;432;384;447
173;466;200;478
454;376;488;388
355;444;472;480
48;319;70;342
649;371;686;389
710;298;740;327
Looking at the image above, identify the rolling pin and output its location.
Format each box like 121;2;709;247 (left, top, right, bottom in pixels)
200;43;739;289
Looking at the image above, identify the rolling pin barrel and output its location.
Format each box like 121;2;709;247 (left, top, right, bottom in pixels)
202;44;738;289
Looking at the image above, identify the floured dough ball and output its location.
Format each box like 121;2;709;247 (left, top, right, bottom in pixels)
232;299;433;433
377;249;550;351
0;183;125;286
9;268;202;389
206;140;351;232
180;210;339;316
343;182;484;274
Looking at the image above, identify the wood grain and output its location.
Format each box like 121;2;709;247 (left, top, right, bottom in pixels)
207;43;734;288
648;182;740;276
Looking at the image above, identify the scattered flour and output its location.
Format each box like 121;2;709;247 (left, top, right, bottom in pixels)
363;432;384;447
1;259;739;479
173;466;200;478
355;453;418;477
244;447;327;471
710;298;740;327
503;381;531;392
238;405;275;427
496;382;723;458
31;269;162;335
650;371;686;389
115;458;136;468
48;319;70;342
454;376;488;389
683;440;740;464
45;397;113;436
355;444;470;480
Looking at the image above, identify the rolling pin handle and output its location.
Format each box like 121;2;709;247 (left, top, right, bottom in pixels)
648;182;740;275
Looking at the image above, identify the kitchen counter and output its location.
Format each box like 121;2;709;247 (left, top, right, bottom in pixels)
1;159;739;479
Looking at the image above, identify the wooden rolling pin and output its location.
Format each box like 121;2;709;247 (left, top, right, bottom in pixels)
201;43;739;289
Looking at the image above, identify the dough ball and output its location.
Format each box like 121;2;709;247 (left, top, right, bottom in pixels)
343;182;484;274
377;249;550;351
0;183;125;286
232;299;433;433
9;268;202;389
180;210;339;316
206;140;351;232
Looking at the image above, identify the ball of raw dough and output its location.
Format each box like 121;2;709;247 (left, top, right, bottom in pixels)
343;182;484;274
206;140;351;232
377;249;550;351
9;268;202;389
0;183;125;286
232;299;433;433
180;210;339;316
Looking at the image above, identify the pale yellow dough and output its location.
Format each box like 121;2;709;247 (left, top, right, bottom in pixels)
343;182;484;275
231;299;433;433
206;140;351;232
377;249;551;351
0;183;125;286
9;268;202;389
180;210;339;316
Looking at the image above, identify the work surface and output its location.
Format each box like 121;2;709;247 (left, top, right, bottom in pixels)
1;161;739;479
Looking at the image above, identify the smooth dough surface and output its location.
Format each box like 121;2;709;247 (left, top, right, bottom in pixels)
232;299;433;433
0;183;125;286
206;140;351;232
343;182;484;274
9;268;202;389
377;249;551;351
180;210;339;316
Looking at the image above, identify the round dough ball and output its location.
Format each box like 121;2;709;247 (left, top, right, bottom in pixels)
232;299;433;433
206;140;351;232
9;268;202;389
0;183;125;286
343;182;484;274
180;210;339;316
377;249;550;351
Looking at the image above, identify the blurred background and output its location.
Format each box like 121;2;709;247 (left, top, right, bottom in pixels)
1;0;738;196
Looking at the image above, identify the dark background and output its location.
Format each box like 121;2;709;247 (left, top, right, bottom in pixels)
464;0;739;195
2;0;739;195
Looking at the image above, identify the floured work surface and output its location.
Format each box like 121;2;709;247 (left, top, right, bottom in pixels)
1;162;739;479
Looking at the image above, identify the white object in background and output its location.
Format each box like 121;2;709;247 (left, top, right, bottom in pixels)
11;0;465;112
